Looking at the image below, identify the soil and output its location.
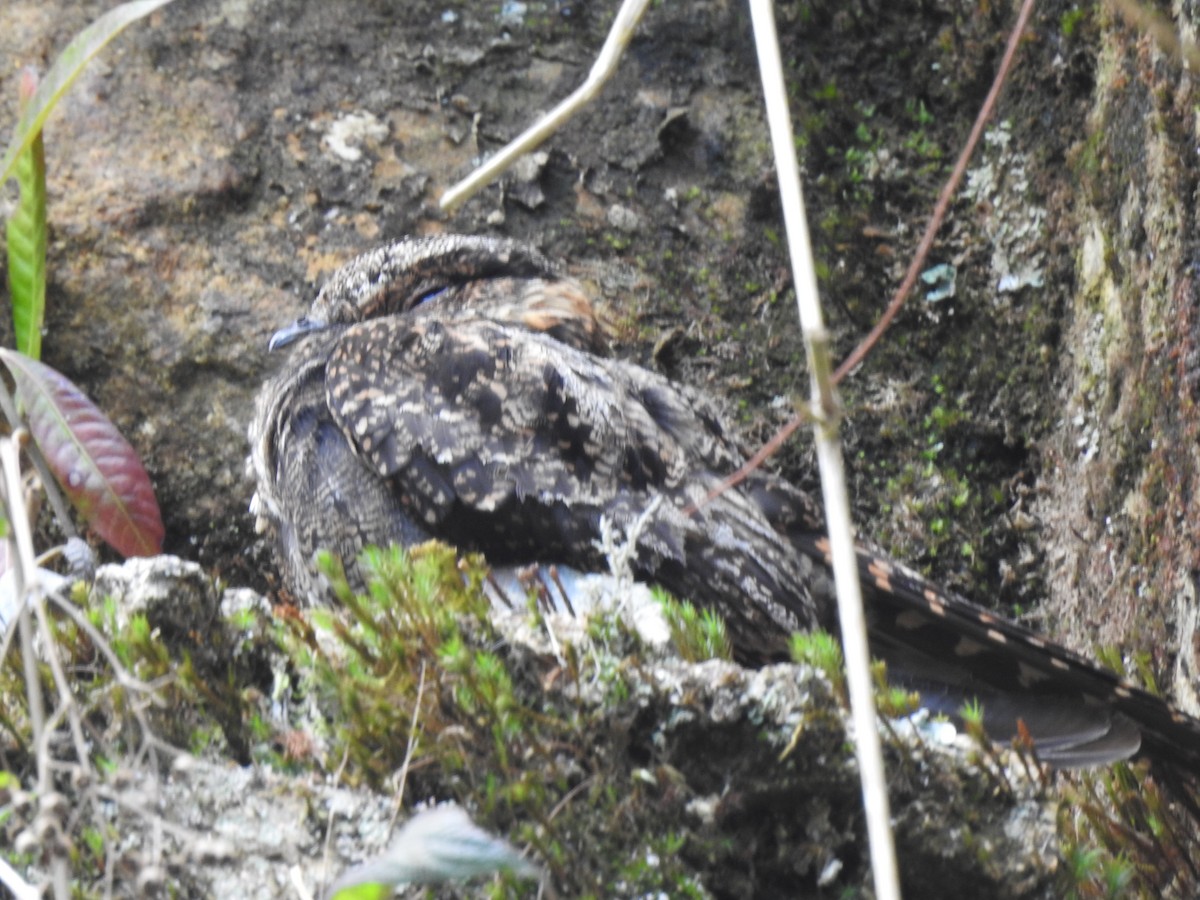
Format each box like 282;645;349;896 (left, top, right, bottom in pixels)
2;0;1090;621
4;0;1200;895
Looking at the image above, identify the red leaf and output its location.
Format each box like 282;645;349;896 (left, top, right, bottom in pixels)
0;350;164;557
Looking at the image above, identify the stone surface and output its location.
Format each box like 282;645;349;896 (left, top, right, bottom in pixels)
73;557;1062;898
2;0;1199;895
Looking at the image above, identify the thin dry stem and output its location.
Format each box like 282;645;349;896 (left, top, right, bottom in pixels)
747;4;898;897
439;0;653;212
0;379;78;542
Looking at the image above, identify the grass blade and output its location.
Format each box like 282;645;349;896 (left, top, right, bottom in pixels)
6;69;47;360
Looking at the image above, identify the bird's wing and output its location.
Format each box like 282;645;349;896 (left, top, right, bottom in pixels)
325;314;744;514
323;313;825;644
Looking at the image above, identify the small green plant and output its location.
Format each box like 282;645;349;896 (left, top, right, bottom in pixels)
790;629;846;700
1060;7;1088;39
1096;646;1160;695
657;588;731;661
279;543;557;793
872;666;920;719
326;804;540;899
1053;649;1198;898
278;541;747;896
1058;760;1197;899
956;697;987;744
609;831;707;898
0;567;260;896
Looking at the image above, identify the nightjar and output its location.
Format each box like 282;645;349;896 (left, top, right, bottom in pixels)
249;233;1200;772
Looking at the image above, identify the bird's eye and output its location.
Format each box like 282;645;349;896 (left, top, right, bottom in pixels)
413;286;447;307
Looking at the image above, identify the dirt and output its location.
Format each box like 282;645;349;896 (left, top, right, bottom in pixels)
7;0;1200;895
1;0;1094;621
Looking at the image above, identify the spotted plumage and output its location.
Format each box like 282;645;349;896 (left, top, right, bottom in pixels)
249;233;1200;773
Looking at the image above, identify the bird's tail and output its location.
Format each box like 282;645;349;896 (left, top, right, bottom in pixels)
792;532;1200;774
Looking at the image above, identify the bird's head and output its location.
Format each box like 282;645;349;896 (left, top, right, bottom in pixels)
268;234;604;352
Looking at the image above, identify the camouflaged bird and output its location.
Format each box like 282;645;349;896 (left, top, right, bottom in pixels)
249;233;1200;772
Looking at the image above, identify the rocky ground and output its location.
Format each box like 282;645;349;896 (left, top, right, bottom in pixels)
3;0;1200;896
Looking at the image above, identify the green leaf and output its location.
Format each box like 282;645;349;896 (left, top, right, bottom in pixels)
327;805;539;895
7;69;47;360
0;349;164;557
0;0;178;185
329;884;389;900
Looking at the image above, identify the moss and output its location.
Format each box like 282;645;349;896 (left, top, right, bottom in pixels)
658;589;732;662
1058;761;1197;899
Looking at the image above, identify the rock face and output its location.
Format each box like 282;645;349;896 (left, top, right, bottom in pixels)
4;0;1200;896
0;1;1058;613
77;556;1060;899
1034;16;1200;717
